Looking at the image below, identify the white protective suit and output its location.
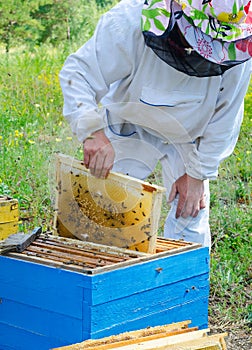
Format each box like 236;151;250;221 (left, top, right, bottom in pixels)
59;0;251;246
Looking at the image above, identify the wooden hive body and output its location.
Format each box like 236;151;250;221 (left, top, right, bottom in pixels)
0;235;209;350
0;196;19;240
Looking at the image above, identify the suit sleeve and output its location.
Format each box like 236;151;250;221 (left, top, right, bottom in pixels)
183;61;251;180
59;6;136;142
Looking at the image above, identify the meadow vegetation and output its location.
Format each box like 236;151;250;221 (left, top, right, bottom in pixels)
0;0;251;340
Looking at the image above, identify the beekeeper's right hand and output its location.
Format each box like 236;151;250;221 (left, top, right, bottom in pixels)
83;130;115;179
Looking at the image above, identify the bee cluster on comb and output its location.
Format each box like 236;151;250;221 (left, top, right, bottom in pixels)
54;154;166;253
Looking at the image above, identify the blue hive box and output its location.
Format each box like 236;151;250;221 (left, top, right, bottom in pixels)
0;235;209;350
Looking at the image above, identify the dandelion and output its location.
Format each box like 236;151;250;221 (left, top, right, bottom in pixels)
246;150;251;155
34;104;40;108
28;140;35;144
66;136;72;141
55;138;62;142
0;136;2;140
14;130;23;138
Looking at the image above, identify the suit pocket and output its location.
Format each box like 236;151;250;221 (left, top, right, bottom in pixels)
140;86;203;107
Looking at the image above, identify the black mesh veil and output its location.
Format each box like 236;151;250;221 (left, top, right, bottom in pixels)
143;23;239;77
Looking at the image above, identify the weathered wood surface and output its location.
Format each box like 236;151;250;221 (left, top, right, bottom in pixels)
53;322;227;350
6;234;201;275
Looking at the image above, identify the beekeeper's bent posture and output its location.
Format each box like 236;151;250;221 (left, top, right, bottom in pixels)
60;0;252;247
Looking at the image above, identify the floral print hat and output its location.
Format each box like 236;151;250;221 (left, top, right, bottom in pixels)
141;0;252;64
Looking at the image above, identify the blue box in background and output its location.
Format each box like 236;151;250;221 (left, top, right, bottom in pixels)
0;236;209;350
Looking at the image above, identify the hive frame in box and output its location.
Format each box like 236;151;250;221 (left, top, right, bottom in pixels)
53;153;166;253
6;234;201;275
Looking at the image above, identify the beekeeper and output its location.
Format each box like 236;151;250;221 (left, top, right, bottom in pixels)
59;0;252;247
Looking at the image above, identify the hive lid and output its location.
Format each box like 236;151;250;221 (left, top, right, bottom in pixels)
54;153;166;253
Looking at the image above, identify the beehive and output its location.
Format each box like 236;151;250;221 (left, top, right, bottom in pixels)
54;153;166;253
0;234;210;350
0;196;19;240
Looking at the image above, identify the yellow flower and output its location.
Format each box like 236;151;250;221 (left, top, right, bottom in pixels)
246;151;251;155
66;136;72;141
55;138;62;142
217;11;244;23
176;1;186;10
0;136;2;140
181;2;186;10
28;140;35;144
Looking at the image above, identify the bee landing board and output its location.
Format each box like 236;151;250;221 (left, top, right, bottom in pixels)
54;154;166;253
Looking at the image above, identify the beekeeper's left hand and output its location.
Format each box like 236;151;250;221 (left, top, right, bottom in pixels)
168;173;206;218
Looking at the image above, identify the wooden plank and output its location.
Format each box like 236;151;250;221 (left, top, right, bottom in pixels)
56;153;166;193
0;298;83;342
91;248;209;305
59;332;227;350
0;322;77;350
90;244;202;275
90;297;209;339
107;331;218;350
69;328;201;350
53;321;192;349
5;251;99;275
219;336;228;350
90;274;209;331
109;333;228;350
39;234;148;257
0;255;90;318
6;234;202;275
104;329;208;349
53;329;228;350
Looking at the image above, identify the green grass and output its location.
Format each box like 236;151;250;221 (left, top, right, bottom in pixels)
0;45;81;230
0;43;251;331
208;87;252;328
